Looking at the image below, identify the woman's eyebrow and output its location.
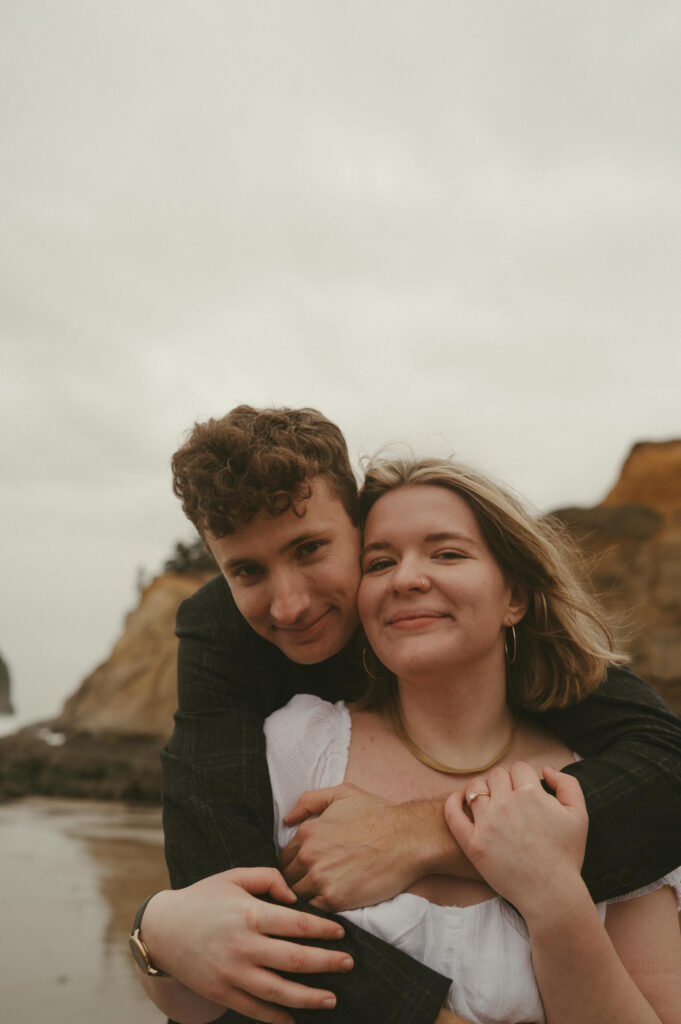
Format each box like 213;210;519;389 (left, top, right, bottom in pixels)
362;540;391;555
363;532;476;555
424;531;477;545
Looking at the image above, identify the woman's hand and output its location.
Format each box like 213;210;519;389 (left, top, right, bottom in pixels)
444;763;588;922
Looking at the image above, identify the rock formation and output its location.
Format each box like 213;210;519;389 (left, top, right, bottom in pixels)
59;570;214;738
553;439;681;716
0;651;14;715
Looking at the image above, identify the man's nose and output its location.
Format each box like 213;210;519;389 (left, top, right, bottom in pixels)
269;572;312;624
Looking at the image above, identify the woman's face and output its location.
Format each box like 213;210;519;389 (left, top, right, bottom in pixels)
358;484;526;681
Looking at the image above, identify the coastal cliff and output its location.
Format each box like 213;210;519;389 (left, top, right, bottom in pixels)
0;566;213;802
59;572;214;738
554;440;681;714
1;439;680;802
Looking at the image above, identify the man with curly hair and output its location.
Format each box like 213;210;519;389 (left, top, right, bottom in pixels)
133;405;681;1024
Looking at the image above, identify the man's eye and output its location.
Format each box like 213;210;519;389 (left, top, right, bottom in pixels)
233;564;262;580
298;541;324;558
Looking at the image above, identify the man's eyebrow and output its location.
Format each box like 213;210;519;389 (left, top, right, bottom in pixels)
279;529;327;554
222;530;327;571
362;531;476;555
222;555;254;571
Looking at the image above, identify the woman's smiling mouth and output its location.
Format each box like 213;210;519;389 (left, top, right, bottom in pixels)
387;611;450;629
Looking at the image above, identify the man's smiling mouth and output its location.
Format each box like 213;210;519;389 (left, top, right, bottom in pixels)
275;608;332;634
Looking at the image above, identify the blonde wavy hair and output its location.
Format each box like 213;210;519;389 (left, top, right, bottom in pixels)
358;456;627;712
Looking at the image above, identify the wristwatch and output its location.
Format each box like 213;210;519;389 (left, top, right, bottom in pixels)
129;893;170;977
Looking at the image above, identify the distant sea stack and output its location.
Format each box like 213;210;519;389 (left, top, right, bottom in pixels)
553;439;681;715
0;652;13;715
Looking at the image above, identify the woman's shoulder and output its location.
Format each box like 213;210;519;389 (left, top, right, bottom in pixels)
265;695;352;851
514;715;574;769
265;693;349;740
605;866;681;912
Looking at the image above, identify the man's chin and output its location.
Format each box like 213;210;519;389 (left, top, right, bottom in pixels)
276;637;340;665
273;621;356;665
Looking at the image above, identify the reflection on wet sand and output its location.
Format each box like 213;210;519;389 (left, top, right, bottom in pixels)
0;797;169;1024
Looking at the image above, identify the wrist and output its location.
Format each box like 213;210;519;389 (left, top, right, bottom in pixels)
392;800;447;878
130;890;174;977
520;875;592;936
409;800;478;880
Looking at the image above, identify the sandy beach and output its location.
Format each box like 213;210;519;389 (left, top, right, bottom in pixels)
0;797;169;1023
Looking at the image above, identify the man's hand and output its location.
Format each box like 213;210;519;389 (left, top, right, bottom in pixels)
280;783;479;911
140;867;353;1024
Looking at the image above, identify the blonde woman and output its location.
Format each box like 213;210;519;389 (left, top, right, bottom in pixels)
265;457;681;1023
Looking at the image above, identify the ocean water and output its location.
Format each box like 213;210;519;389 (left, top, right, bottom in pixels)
0;797;169;1024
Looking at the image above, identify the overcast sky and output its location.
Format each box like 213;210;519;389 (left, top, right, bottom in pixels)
2;1;680;727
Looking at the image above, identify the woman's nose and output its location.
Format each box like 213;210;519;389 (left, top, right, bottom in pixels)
391;559;430;593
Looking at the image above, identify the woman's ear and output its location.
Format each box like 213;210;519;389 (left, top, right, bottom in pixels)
505;583;529;625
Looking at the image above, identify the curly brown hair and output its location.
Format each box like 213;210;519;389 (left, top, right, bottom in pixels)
171;405;358;537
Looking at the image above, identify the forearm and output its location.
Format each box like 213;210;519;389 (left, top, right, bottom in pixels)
536;665;681;900
527;882;664;1024
138;972;225;1024
281;788;480;912
411;799;480;880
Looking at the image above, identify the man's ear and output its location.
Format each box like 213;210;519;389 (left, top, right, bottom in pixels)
506;583;529;625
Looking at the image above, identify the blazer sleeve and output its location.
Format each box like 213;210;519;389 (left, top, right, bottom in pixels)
532;664;681;902
161;576;451;1024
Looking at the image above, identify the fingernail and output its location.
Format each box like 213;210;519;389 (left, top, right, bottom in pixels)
333;926;345;938
323;996;336;1009
341;957;353;970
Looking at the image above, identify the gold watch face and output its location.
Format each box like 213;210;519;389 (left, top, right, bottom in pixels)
129;930;153;974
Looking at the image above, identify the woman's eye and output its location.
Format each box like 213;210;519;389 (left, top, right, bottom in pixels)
435;550;465;561
363;558;394;574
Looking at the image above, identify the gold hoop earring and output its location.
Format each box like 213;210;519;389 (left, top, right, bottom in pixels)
505;624;518;664
362;646;386;680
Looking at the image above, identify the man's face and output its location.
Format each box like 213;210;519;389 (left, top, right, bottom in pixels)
206;476;361;664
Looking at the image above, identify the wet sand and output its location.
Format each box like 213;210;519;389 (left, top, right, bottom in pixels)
0;797;169;1023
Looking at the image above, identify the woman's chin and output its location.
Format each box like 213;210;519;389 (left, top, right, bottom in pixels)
384;651;454;683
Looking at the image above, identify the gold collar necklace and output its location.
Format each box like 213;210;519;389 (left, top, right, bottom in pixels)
388;690;517;776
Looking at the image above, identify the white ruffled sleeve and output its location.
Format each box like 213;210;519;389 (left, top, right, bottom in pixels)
606;867;681;912
264;693;351;854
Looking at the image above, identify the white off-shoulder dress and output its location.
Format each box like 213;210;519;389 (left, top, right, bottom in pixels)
264;694;681;1024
